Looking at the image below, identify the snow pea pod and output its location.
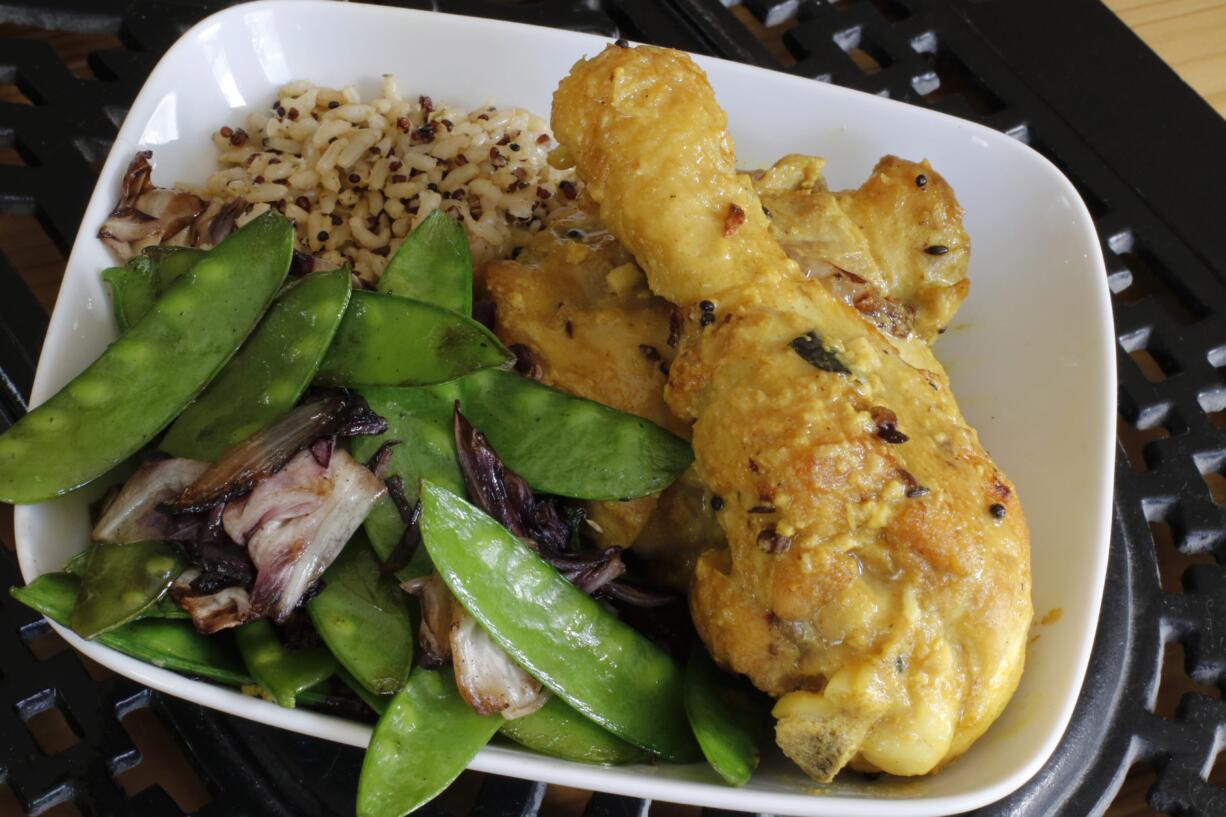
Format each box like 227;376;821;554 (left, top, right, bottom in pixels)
70;540;186;639
234;619;337;709
378;210;472;315
102;248;206;332
499;695;648;765
314;292;512;388
356;666;500;817
459;369;693;500
102;256;158;333
0;211;294;504
349;384;464;570
161;268;352;460
420;482;695;760
10;572;251;685
684;643;768;786
307;533;414;695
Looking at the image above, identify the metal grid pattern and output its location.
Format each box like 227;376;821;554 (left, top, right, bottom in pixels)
2;1;1226;814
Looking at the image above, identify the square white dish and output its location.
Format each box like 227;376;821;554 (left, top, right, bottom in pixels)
12;1;1116;814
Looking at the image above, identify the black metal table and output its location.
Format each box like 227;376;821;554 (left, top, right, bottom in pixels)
3;2;1226;815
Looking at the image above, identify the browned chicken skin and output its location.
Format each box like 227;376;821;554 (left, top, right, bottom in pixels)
551;44;1032;781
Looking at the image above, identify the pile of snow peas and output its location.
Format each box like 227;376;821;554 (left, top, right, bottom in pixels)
3;209;768;817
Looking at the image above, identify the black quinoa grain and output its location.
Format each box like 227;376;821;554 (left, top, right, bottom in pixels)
427;183;438;192
295;196;310;210
369;146;381;155
229;129;248;146
989;503;1007;520
412;123;436;144
273;104;285;117
328;100;340;109
510;143;521;152
477;113;489;121
870;406;909;444
699;312;716;327
924;245;949;255
317;230;329;242
916;173;928;188
348;173;361;184
615;38;630;48
331;214;342;226
559;179;577;200
537;186;551;200
567;229;583;239
253;175;265;184
699;299;715;312
711;495;725;511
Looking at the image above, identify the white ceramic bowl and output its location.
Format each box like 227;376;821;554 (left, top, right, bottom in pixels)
13;2;1116;814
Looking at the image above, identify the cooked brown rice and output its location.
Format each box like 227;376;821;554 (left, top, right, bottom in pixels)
180;76;581;284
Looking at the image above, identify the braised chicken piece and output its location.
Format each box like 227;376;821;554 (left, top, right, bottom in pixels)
552;44;1031;781
755;154;970;343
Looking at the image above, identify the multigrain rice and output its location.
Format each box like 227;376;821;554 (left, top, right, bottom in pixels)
180;76;581;284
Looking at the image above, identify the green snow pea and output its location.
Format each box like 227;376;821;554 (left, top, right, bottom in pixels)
339;667;392;716
234;619;338;709
357;666;500;817
378;210;472;315
499;696;648;765
65;545;188;619
307;533;415;695
0;211;294;504
349;384;464;571
420;482;695;760
314;291;513;388
11;572;251;685
459;369;693;500
101;256;158;333
684;643;769;786
70;540;186;639
161;268;352;460
102;247;205;332
142;245;205;286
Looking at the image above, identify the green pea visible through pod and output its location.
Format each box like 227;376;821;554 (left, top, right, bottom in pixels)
234;619;337;709
69;540;186;639
307;533;415;695
378;210;472;315
684;642;769;786
349;384;464;574
459;369;693;500
10;572;251;686
314;291;513;388
419;481;696;760
356;666;501;817
0;211;294;504
499;695;648;765
161;267;352;460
